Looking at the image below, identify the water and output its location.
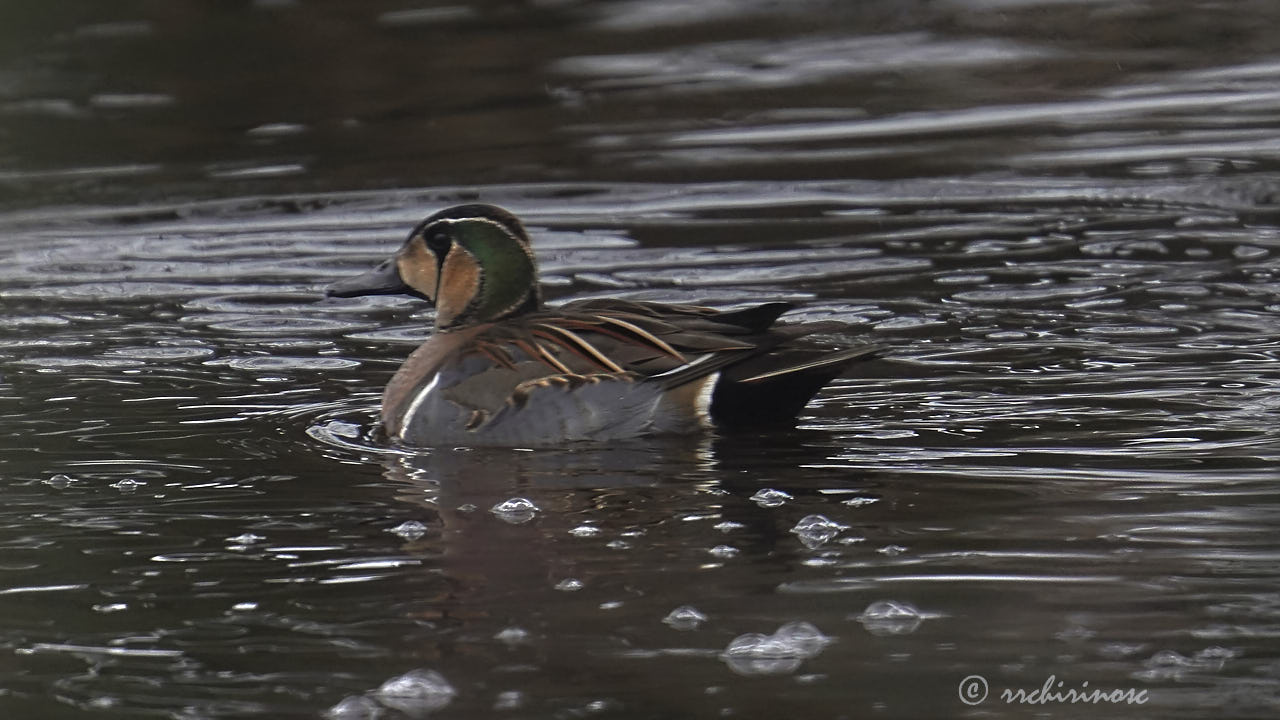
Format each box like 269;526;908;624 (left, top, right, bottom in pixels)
2;0;1280;718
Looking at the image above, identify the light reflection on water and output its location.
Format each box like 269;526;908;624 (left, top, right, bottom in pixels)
2;0;1280;717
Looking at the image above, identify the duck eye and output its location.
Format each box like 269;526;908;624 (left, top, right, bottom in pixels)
425;230;452;256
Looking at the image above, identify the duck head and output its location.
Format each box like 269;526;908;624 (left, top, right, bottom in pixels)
327;204;542;330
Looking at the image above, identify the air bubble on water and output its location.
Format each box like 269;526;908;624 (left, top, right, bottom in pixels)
663;605;708;631
606;540;631;550
773;621;833;657
580;699;616;714
388;520;428;540
494;690;524;711
325;694;383;720
713;521;745;532
1135;646;1239;681
790;514;848;548
876;544;908;556
569;524;601;537
490;497;539;524
111;478;143;491
374;669;455;715
841;496;879;508
708;545;739;558
555;578;584;592
224;535;262;552
721;621;832;676
855;600;929;636
44;473;76;489
494;626;530;646
750;488;791;507
321;420;361;439
85;696;119;710
231;601;259;612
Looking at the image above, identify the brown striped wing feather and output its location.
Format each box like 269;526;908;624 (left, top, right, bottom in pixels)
458;299;883;427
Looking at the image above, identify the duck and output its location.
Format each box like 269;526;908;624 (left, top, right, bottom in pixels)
326;203;882;447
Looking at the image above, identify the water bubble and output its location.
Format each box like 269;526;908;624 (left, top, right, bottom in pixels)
110;478;143;492
490;497;539;524
374;669;455;715
708;545;739;559
388;521;428;540
555;578;584;592
231;601;259;612
721;621;832;676
663;605;708;631
772;621;832;657
750;488;791;507
494;690;524;711
226;532;265;546
606;540;631;550
790;514;848;549
841;496;879;508
85;696;119;710
44;473;76;489
876;544;908;556
494;626;530;646
713;521;745;532
855;600;926;636
569;524;602;537
1134;650;1201;681
323;420;362;439
325;694;383;720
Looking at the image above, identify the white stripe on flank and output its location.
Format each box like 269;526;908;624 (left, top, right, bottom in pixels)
696;371;719;426
398;373;441;440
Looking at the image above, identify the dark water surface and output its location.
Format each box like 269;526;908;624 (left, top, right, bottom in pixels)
3;1;1280;718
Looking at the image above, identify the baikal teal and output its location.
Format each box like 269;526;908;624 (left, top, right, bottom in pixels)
326;204;882;447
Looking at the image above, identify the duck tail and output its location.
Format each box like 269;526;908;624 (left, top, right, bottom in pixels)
709;344;885;427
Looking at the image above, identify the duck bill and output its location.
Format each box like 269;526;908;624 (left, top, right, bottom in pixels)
326;259;417;299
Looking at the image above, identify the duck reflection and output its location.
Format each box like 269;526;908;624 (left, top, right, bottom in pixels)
337;430;871;714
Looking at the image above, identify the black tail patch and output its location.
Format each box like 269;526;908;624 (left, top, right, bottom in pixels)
710;344;884;427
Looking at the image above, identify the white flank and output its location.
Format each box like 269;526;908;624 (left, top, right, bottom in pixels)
398;373;441;440
695;371;720;426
